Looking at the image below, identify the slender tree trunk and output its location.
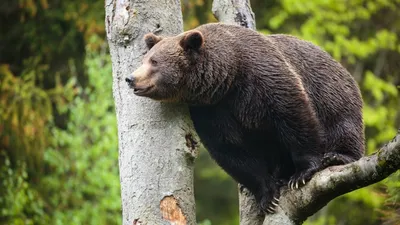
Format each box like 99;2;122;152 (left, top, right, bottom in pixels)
212;1;262;224
212;0;256;29
105;1;198;224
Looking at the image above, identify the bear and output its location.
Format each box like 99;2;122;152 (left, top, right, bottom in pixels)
125;23;365;213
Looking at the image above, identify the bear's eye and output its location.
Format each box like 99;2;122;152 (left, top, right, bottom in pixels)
150;58;158;66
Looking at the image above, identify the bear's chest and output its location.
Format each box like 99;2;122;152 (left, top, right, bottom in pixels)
189;105;242;145
188;105;274;154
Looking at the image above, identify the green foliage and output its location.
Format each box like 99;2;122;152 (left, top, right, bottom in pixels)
182;0;217;30
363;71;398;152
198;219;212;225
194;148;239;225
0;37;120;225
380;171;400;224
1;1;119;224
0;64;52;169
0;0;104;91
39;39;120;225
0;152;47;224
0;0;107;170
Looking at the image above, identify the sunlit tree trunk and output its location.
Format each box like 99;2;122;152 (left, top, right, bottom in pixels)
105;1;197;224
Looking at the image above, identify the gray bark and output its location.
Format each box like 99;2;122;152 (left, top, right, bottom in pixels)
212;1;400;225
212;0;256;29
105;1;198;225
238;186;265;225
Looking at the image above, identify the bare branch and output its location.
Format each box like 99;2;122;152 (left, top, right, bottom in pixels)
263;130;400;225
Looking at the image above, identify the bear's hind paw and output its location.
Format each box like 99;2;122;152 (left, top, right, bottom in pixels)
260;194;280;214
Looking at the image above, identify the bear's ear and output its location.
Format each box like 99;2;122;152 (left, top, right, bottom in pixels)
144;33;163;49
179;30;204;51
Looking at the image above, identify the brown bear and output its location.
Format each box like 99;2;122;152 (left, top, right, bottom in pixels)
125;23;365;213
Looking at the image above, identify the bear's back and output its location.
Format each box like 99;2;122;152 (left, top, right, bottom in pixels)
265;34;363;142
196;23;364;156
198;23;362;123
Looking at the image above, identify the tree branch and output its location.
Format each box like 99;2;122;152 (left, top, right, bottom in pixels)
263;129;400;225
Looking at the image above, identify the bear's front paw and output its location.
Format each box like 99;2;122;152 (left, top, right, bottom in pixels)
288;168;317;190
322;152;350;167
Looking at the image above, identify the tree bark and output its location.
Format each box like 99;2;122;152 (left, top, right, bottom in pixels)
212;0;256;29
105;1;198;225
212;1;400;225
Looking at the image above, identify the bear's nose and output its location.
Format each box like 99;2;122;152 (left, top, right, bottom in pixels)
125;76;135;87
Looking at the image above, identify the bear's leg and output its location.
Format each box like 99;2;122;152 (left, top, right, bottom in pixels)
288;154;322;190
209;146;282;213
258;177;285;214
240;176;282;214
271;99;323;190
322;120;364;168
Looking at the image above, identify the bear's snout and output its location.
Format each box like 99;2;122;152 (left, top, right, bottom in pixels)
125;76;135;87
125;69;155;97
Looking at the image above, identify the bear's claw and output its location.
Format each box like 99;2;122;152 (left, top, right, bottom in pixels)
260;193;280;214
288;169;316;190
271;198;279;207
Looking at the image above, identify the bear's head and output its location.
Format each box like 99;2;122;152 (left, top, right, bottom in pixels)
125;30;205;103
126;28;235;105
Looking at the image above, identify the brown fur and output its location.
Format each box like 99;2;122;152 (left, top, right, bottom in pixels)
126;23;365;213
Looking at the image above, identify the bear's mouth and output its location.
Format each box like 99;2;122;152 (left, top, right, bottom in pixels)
133;85;154;96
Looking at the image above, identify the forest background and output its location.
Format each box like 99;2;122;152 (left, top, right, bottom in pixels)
0;0;399;224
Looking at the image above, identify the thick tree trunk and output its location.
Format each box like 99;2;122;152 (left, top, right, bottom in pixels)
105;1;198;224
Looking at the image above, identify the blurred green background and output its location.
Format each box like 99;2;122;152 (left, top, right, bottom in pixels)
0;0;399;224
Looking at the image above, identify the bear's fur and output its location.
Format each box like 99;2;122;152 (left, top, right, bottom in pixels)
126;23;365;213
